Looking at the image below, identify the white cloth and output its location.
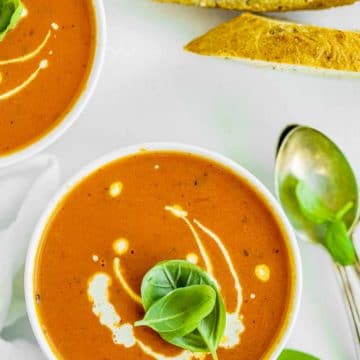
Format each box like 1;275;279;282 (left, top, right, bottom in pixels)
0;155;60;359
0;339;44;360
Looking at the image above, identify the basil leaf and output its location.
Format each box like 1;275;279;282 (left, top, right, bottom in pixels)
165;294;226;358
198;314;223;360
135;285;216;339
0;0;23;41
335;201;354;221
278;349;320;360
295;181;335;224
141;260;209;311
161;330;208;352
324;220;357;266
140;260;226;357
295;180;357;265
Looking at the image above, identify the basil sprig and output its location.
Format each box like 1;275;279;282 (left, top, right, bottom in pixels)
324;221;357;265
278;349;320;359
135;285;216;339
0;0;23;41
295;180;357;266
136;260;226;360
295;181;335;224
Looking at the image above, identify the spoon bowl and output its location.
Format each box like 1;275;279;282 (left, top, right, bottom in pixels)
275;125;359;244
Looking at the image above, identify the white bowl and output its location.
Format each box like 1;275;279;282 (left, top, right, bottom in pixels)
0;0;106;169
25;143;302;360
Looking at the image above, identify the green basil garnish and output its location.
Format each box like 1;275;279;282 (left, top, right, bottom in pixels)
278;349;320;360
135;285;216;340
0;0;23;41
138;260;226;359
335;201;354;221
295;180;357;266
324;221;357;266
295;181;335;224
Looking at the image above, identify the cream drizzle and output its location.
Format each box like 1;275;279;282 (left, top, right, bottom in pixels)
0;20;59;100
165;205;214;277
113;238;129;255
0;59;48;101
255;264;271;282
21;6;28;18
186;253;199;264
89;271;192;359
113;257;142;305
222;313;245;349
193;219;242;315
109;181;123;198
0;30;51;66
87;273;136;348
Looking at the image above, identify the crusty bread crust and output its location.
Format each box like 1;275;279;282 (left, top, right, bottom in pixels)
185;13;360;72
156;0;354;12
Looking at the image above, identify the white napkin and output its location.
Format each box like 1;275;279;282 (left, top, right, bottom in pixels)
0;155;60;359
0;339;44;360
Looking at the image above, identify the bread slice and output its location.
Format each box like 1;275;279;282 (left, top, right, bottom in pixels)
185;13;360;72
156;0;354;12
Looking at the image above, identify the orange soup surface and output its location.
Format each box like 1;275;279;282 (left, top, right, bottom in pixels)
0;0;96;155
35;151;294;359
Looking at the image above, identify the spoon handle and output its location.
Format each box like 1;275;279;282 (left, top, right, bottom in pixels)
335;263;360;359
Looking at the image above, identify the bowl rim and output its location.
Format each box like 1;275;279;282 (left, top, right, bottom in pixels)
25;142;303;360
0;0;107;169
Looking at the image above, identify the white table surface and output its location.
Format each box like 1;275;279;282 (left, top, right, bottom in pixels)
4;1;360;359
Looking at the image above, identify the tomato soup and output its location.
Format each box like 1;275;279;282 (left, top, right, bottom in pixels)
34;151;294;359
0;0;96;155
